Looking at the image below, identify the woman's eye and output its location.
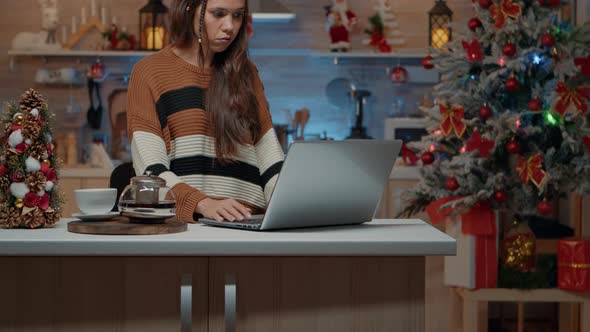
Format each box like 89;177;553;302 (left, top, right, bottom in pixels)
212;11;225;18
233;12;244;18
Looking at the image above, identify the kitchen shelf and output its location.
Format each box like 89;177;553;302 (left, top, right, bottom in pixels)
311;49;428;64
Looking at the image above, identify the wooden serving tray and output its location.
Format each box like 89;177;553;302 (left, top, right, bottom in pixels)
67;216;187;235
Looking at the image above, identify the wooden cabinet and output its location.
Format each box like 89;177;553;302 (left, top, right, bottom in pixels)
208;257;425;332
0;257;208;332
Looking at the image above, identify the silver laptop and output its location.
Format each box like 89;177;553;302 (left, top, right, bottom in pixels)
199;140;402;231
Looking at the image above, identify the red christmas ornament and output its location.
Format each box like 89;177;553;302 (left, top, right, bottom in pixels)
468;17;483;31
574;55;590;77
494;191;507;203
505;77;520;93
506;140;520;154
479;0;492;9
479;104;493;120
422;55;434;69
421;152;435;165
445;177;460;191
391;65;409;84
90;59;106;81
502;43;517;57
541;33;555;47
528;98;542;111
537;198;553;215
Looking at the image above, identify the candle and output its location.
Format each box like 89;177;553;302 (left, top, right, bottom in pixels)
101;7;107;25
90;0;97;17
431;28;449;49
62;25;67;44
81;7;87;24
146;27;165;50
112;16;118;25
72;16;78;34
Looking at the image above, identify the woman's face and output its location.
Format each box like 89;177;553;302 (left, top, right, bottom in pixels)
196;0;246;54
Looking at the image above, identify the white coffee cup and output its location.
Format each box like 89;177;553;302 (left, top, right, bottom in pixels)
75;188;117;215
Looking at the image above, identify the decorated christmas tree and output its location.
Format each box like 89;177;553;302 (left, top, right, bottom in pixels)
0;89;63;228
363;0;405;52
401;0;590;219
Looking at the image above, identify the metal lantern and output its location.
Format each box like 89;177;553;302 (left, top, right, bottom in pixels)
428;0;453;50
140;0;169;51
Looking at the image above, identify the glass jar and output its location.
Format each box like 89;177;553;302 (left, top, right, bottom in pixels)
118;171;176;223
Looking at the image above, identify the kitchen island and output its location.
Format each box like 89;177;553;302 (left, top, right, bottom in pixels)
0;219;454;332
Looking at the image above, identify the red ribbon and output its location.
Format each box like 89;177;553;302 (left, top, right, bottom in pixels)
489;0;522;29
554;82;590;116
439;104;466;137
465;131;495;158
516;153;546;189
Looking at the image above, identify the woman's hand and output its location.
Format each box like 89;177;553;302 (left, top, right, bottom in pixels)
196;198;252;222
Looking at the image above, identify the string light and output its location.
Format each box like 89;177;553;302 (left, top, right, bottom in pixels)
532;54;543;65
434;130;443;135
498;57;506;66
516;119;522;128
544;111;558;125
429;144;436;152
460;146;467;153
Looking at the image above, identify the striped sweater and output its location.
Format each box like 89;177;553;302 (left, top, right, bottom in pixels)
126;46;284;222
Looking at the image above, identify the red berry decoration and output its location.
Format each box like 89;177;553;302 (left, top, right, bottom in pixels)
478;0;492;8
506;140;520;154
528;98;542;111
541;33;555;47
502;43;517;57
422;55;434;69
537;198;553;216
505;77;520;93
494;191;507;203
479;104;493;120
421;152;435;165
468;18;482;31
445;177;460;191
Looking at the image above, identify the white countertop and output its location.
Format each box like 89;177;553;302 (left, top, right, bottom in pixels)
0;219;454;257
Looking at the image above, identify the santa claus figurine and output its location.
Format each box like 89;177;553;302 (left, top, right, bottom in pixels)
324;0;357;52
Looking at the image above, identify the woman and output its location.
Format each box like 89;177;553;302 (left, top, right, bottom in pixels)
126;0;284;222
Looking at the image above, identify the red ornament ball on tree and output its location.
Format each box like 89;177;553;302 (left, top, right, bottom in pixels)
506;140;520;154
478;0;492;9
479;104;493;120
468;18;482;31
528;98;542;111
541;33;555;47
494;191;507;203
422;55;434;69
503;43;517;57
505;77;520;92
445;177;460;191
537;199;553;215
391;65;409;83
421;152;435;165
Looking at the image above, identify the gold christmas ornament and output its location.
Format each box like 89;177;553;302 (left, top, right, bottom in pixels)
43;159;50;164
13;113;25;125
14;198;24;209
502;220;536;271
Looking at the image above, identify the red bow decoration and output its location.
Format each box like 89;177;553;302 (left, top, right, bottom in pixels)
489;0;522;29
574;55;590;77
440;104;466;137
554;82;590;116
583;136;590;154
401;143;419;166
379;38;392;53
516;153;546;189
466;131;495;158
462;39;483;62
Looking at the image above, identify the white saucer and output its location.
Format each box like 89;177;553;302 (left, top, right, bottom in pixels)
72;211;120;221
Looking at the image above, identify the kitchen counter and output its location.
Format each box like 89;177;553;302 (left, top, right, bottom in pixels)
0;219;454;257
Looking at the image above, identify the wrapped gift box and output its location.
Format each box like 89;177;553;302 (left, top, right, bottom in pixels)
427;198;499;289
558;239;590;292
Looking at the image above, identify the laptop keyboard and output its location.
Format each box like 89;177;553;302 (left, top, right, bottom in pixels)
231;214;264;224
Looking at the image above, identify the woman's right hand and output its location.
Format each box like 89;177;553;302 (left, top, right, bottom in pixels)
196;198;252;222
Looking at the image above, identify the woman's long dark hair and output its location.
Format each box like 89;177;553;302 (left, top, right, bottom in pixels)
170;0;261;162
